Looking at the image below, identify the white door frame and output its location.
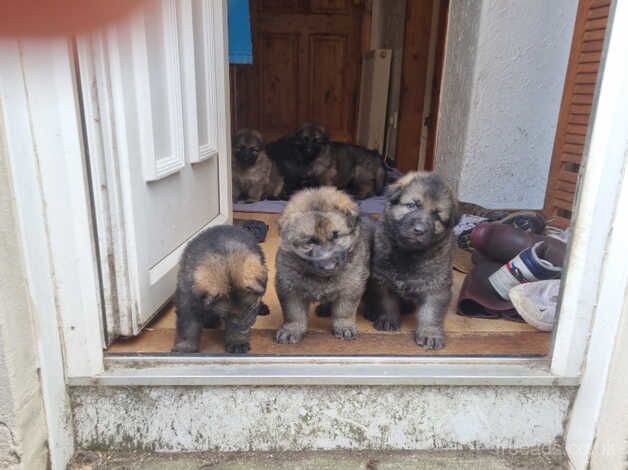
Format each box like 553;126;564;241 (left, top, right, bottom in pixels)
1;1;627;468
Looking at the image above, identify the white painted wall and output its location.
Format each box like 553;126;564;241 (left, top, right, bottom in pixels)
435;0;578;209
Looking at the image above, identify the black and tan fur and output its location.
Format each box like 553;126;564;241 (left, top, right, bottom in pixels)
363;171;458;349
274;187;371;343
298;123;386;199
232;129;284;202
267;123;386;198
172;225;269;354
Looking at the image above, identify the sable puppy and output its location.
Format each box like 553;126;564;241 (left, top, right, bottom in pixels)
172;225;269;354
232;129;284;202
363;171;458;349
296;123;386;199
274;187;371;343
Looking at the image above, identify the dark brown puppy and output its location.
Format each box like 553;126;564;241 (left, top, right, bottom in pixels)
363;172;458;349
172;225;269;354
296;123;386;198
274;187;371;343
232;129;284;202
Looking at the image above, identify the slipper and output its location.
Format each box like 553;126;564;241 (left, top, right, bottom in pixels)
456;211;544;252
457;261;523;322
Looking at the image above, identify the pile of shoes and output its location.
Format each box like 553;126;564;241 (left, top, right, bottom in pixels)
453;207;569;332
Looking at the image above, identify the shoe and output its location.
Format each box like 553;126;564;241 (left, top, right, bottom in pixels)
488;242;563;300
457;261;523;322
471;223;566;264
509;280;560;331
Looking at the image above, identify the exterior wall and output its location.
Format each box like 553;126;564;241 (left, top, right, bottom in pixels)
0;104;49;469
435;0;577;209
71;386;574;452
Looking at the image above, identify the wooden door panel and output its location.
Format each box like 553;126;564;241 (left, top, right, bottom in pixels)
259;33;301;135
231;0;361;142
309;34;349;137
310;0;350;14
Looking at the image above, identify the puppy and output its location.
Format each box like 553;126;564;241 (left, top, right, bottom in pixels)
363;172;458;349
232;129;284;202
274;187;371;343
172;225;269;354
296;123;386;199
265;125;324;196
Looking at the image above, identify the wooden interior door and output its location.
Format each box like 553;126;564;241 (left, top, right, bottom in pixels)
231;0;363;142
543;0;611;228
78;0;232;338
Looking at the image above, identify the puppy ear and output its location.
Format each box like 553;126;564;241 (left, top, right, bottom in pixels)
385;184;402;205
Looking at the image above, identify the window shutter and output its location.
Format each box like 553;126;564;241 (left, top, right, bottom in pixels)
543;0;611;228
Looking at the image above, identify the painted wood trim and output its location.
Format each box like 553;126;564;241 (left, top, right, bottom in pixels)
562;1;628;468
0;39;90;469
549;0;623;379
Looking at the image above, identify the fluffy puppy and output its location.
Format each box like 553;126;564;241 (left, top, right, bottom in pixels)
232;129;284;202
296;123;386;198
274;187;371;343
265;124;327;196
172;225;269;354
363;172;458;349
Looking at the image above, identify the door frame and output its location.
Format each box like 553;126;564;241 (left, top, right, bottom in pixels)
2;2;628;468
394;0;448;172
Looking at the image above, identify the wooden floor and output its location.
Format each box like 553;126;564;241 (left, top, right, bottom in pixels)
107;213;551;356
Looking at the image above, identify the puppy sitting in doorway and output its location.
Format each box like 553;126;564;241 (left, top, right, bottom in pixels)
232;128;284;202
363;172;458;349
172;225;269;354
274;187;371;343
298;123;386;199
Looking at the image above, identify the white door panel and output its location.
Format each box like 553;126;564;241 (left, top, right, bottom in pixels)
78;0;231;337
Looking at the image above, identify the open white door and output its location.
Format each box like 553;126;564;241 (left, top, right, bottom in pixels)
78;0;232;338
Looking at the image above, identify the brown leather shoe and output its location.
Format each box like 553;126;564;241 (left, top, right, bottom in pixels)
471;223;566;265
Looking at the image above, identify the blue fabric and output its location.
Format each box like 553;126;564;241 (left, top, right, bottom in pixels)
227;0;253;64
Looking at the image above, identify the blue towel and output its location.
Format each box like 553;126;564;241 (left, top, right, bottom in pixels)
227;0;253;64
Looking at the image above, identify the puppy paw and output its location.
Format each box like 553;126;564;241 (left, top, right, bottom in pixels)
171;340;199;353
275;326;305;344
333;324;358;340
257;303;270;316
373;316;401;331
225;342;251;354
415;328;446;350
315;303;332;317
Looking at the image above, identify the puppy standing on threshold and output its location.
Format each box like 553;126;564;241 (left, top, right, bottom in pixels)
172;225;269;354
274;187;371;343
363;172;458;349
232;128;284;202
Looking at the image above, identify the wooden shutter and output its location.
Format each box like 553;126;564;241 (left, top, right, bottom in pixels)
543;0;611;228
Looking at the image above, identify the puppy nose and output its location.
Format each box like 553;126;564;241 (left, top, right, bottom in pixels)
413;225;426;235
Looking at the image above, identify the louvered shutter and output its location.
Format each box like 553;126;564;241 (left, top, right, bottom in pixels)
543;0;611;228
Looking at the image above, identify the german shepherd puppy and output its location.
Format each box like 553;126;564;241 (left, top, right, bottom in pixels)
363;172;458;349
274;187;371;343
172;225;269;354
297;123;386;198
232;129;284;202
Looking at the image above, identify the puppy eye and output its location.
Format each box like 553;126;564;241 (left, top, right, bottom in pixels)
432;210;442;221
404;201;417;209
306;237;318;246
331;231;339;240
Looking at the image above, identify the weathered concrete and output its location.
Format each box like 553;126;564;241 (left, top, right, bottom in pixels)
70;386;575;452
0;98;49;468
69;450;568;469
